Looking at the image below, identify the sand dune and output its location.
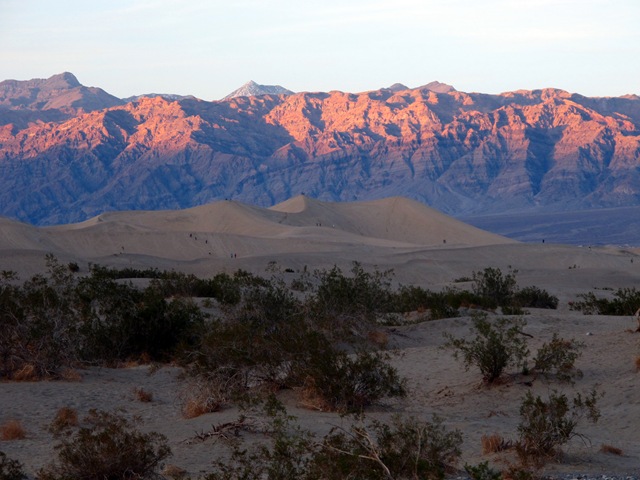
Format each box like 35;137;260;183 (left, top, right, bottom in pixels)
0;196;512;277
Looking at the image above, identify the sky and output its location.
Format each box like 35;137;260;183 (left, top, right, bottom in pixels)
1;0;638;100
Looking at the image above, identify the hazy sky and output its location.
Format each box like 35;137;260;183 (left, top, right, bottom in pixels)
1;0;638;100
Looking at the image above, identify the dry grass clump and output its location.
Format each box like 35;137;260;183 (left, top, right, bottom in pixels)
600;444;623;456
481;433;512;454
49;407;79;434
0;420;26;441
367;329;389;348
296;381;332;412
134;387;153;403
162;464;188;479
180;378;228;418
59;367;83;382
11;364;38;382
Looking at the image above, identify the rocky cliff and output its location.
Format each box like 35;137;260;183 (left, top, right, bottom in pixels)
0;74;638;225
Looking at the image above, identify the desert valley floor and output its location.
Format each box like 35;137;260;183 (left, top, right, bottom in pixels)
1;196;639;477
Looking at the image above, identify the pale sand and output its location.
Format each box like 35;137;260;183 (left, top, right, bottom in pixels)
0;196;638;477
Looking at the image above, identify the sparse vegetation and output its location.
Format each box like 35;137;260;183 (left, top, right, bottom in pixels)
201;396;462;480
0;452;27;480
472;267;518;309
516;390;601;466
39;410;171;480
134;387;153;403
0;421;26;441
481;434;512;454
532;334;584;382
465;461;502;480
444;311;588;387
443;313;529;384
179;376;231;418
311;414;462;480
569;287;640;315
0;255;634;476
599;444;623;456
48;407;79;435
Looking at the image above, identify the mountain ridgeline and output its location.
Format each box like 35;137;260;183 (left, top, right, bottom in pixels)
0;73;639;225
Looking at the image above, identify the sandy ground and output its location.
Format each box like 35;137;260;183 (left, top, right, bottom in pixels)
1;196;639;477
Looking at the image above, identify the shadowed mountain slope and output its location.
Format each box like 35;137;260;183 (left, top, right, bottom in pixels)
1;74;639;226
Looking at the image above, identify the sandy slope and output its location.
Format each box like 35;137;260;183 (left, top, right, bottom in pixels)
0;197;639;477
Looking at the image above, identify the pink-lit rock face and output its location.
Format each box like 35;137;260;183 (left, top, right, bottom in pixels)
1;74;639;225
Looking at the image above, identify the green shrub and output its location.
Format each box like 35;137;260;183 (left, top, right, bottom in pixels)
310;415;462;480
300;347;407;413
188;281;306;393
513;286;558;309
78;275;205;364
391;285;464;320
204;398;313;480
464;461;502;480
516;390;600;466
443;313;529;384
570;287;640;315
0;256;80;379
190;305;406;412
472;267;518;309
532;334;584;383
38;410;171;480
0;452;27;480
309;263;396;335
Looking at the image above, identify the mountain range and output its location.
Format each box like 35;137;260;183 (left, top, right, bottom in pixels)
0;72;639;227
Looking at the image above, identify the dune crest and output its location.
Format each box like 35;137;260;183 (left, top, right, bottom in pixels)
0;196;513;276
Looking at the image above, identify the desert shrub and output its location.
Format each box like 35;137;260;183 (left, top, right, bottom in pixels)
0;421;26;441
134;387;153;403
188;280;306;393
0;452;27;480
443;313;529;384
310;414;462;480
465;461;502;480
472;267;518;309
290;266;312;292
470;268;557;311
162;464;187;479
78;274;205;364
299;347;406;413
39;410;171;480
501;305;527;316
481;434;512;454
532;334;584;382
205;398;313;480
516;390;600;466
309;263;396;335
49;407;79;435
191;306;405;412
570;287;640;315
179;375;236;418
0;256;81;379
392;286;463;320
513;286;558;309
88;264;247;304
501;465;536;480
